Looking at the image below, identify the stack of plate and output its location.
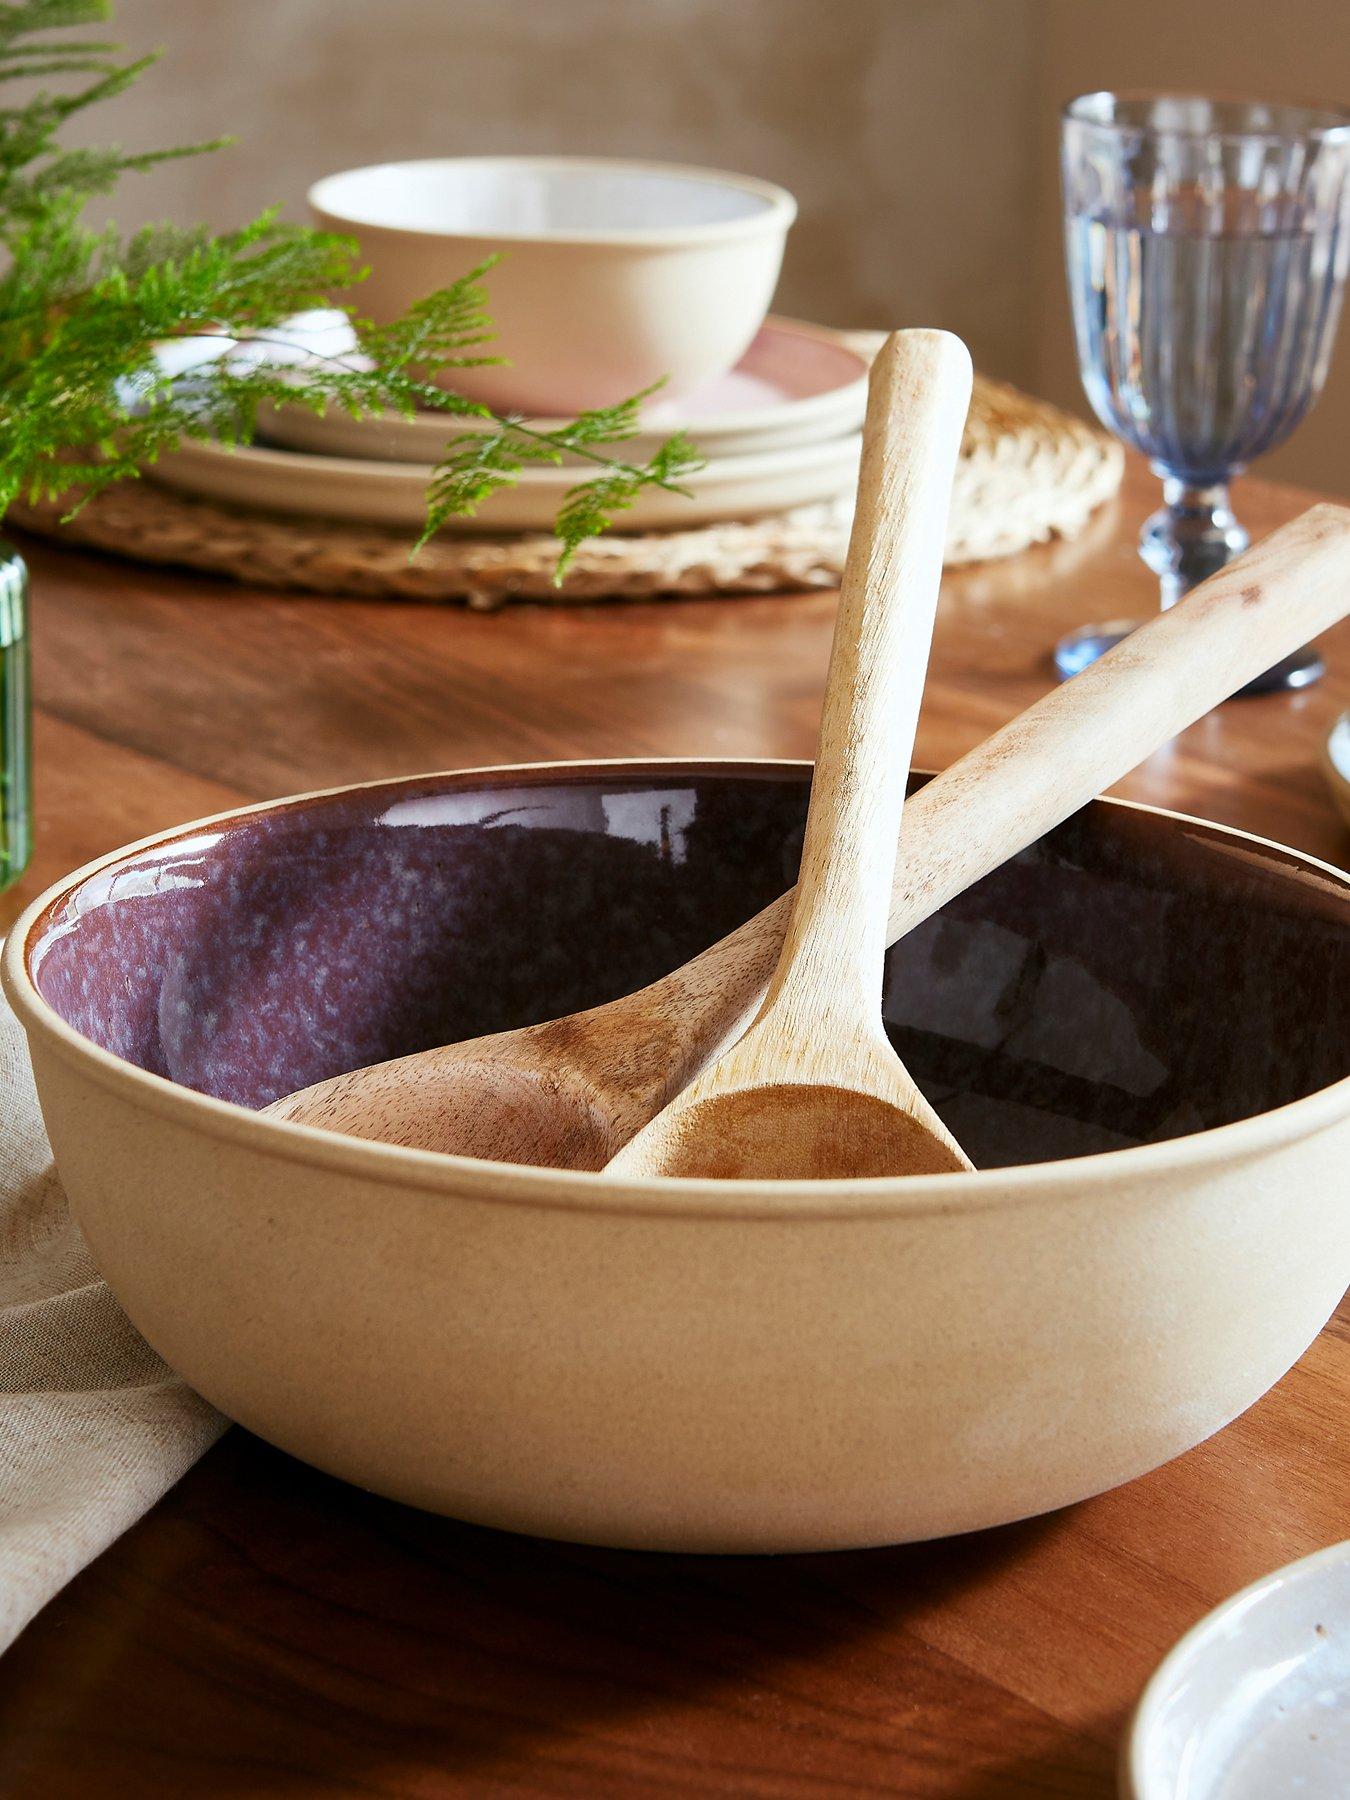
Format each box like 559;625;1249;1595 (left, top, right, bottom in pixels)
147;315;869;534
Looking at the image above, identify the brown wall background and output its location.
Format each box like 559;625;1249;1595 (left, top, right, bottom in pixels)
73;0;1350;494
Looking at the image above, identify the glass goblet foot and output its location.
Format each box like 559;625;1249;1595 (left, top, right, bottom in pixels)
1052;479;1324;693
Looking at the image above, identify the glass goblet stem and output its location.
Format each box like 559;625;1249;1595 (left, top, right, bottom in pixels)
1055;477;1324;690
1139;478;1248;609
1141;477;1322;691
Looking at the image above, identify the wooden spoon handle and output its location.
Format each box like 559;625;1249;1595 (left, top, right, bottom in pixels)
887;501;1350;935
759;328;972;1026
635;503;1350;1107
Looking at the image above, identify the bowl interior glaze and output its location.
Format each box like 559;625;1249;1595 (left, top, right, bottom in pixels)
26;767;1350;1170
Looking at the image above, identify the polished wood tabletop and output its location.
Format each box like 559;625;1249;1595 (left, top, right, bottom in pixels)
2;457;1349;1797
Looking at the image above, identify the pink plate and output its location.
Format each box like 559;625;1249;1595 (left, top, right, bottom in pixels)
645;318;869;423
256;316;870;465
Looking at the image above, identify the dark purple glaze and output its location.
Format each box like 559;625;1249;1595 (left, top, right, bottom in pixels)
27;767;1350;1166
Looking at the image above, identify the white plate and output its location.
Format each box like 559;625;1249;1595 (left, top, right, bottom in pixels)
1323;713;1350;829
253;315;868;464
146;431;861;534
1123;1541;1350;1799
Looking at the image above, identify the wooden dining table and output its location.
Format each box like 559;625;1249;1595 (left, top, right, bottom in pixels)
1;456;1348;1797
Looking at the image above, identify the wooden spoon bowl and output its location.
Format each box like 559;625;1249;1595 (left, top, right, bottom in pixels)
619;1082;970;1180
274;1045;620;1167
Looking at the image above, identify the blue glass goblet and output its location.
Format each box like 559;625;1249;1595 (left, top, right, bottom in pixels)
1058;93;1350;692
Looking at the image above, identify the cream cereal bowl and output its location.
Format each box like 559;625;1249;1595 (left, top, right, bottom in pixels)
309;156;797;414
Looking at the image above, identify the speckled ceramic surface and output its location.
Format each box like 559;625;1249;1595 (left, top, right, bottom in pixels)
1124;1541;1350;1799
7;761;1350;1551
27;767;1349;1154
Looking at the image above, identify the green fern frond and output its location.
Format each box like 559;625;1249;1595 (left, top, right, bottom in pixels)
421;422;704;578
0;0;701;564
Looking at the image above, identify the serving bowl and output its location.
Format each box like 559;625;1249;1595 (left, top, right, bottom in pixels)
6;760;1350;1554
309;156;797;414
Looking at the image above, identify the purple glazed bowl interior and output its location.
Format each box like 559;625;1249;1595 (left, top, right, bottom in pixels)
24;763;1350;1170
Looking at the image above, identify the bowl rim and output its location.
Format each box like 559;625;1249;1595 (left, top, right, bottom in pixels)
1119;1537;1350;1800
6;755;1350;1223
307;155;798;248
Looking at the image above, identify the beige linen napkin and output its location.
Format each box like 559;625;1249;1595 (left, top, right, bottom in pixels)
0;994;225;1648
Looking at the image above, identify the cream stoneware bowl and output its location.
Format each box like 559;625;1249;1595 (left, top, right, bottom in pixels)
6;760;1350;1555
309;156;797;414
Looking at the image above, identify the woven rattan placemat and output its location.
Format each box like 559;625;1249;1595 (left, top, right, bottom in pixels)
11;372;1122;610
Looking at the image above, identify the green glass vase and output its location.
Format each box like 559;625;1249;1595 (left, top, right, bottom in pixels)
0;541;32;893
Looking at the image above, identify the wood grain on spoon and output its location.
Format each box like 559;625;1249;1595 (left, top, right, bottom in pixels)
267;503;1350;1171
607;329;975;1180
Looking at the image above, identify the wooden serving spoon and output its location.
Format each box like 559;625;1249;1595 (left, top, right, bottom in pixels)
609;327;973;1180
267;504;1350;1173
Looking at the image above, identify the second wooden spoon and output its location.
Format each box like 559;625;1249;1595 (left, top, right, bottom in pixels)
266;504;1350;1171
